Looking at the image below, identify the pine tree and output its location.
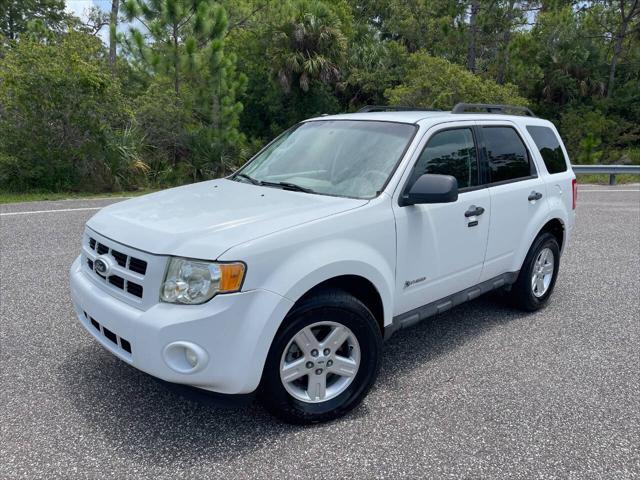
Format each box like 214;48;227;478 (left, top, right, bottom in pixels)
122;0;246;178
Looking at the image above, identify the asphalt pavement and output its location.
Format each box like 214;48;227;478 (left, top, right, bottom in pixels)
1;185;639;479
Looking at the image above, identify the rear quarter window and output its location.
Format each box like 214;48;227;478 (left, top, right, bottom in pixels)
526;125;568;174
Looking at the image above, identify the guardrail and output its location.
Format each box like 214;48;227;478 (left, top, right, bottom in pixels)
572;165;640;185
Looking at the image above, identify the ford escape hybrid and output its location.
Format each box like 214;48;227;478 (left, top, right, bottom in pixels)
70;103;576;424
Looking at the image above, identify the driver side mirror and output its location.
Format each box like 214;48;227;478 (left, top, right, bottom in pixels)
400;174;458;206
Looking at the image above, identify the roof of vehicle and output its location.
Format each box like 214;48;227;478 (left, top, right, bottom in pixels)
305;111;449;124
306;104;556;129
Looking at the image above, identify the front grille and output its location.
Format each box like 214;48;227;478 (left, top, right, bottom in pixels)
84;234;148;300
128;257;148;275
84;311;132;355
88;237;148;276
126;282;143;298
111;250;127;267
108;275;125;289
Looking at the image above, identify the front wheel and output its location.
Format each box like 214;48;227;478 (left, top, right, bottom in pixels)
259;289;382;424
510;232;560;311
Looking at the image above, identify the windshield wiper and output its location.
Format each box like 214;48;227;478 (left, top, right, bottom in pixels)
234;173;260;185
234;174;316;194
261;180;317;194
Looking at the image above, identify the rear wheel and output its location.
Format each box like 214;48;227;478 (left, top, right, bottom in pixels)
259;289;382;424
510;232;560;311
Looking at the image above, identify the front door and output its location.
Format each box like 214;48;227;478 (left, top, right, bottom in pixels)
393;124;491;316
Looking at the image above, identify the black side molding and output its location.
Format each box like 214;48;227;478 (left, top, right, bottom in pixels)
384;271;519;340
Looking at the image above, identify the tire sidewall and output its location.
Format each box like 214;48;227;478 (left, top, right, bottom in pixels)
260;293;381;423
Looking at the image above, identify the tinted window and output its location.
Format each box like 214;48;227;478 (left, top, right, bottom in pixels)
527;126;567;174
483;127;533;183
411;128;478;189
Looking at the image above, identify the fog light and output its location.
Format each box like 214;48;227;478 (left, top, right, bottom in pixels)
184;347;198;368
162;341;209;374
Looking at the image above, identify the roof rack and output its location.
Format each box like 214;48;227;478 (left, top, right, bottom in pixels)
357;105;441;113
452;103;536;117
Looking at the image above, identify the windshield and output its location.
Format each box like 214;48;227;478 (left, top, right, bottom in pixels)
234;120;417;199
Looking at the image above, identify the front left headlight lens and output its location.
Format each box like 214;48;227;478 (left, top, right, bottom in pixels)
160;257;245;305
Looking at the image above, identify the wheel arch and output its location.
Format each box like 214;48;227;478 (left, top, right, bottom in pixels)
512;214;566;273
538;218;565;252
293;274;386;335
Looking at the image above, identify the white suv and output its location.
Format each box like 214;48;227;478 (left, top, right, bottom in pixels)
70;104;576;423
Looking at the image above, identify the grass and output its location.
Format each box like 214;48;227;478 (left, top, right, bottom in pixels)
576;174;640;185
0;189;158;204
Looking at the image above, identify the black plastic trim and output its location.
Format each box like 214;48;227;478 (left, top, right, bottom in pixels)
458;184;488;194
452;103;536;117
358;105;441;113
384;271;519;340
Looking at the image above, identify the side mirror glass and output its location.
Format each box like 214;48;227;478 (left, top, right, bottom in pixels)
400;174;458;206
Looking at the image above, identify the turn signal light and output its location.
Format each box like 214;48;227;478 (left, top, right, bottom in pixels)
219;263;246;292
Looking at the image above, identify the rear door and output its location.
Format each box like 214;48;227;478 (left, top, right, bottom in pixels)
525;124;576;234
478;121;547;281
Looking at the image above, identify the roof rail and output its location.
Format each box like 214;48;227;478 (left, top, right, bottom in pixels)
357;105;441;113
451;103;536;117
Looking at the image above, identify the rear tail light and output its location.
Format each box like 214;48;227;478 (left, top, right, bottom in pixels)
572;178;577;209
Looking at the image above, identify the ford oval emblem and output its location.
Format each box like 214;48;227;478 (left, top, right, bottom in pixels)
94;256;111;276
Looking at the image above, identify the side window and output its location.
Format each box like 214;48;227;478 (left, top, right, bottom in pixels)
411;128;478;189
526;125;568;174
482;126;534;183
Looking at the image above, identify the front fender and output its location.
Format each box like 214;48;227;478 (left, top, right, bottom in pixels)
220;201;397;327
270;241;394;325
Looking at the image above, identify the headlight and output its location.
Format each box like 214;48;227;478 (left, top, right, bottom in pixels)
160;257;245;305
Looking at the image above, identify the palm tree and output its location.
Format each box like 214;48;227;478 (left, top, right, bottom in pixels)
269;3;347;93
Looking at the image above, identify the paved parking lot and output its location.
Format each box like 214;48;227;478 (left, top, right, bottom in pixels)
1;185;639;479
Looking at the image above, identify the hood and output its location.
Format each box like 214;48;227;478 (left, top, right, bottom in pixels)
87;179;367;259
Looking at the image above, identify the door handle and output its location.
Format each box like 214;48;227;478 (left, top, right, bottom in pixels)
528;191;543;201
464;205;485;218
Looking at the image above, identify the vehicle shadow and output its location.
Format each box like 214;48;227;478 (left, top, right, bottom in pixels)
60;293;529;465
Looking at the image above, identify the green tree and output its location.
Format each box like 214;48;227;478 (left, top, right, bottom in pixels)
0;0;69;40
604;0;640;98
0;32;142;191
386;51;527;108
224;1;351;140
122;0;246;179
268;1;348;92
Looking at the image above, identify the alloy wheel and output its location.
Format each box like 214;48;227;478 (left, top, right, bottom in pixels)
280;321;361;403
531;247;555;297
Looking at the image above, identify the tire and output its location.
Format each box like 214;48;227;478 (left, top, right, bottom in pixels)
510;232;560;311
259;288;382;424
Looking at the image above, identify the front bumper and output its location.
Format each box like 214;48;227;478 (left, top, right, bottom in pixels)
69;256;293;394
